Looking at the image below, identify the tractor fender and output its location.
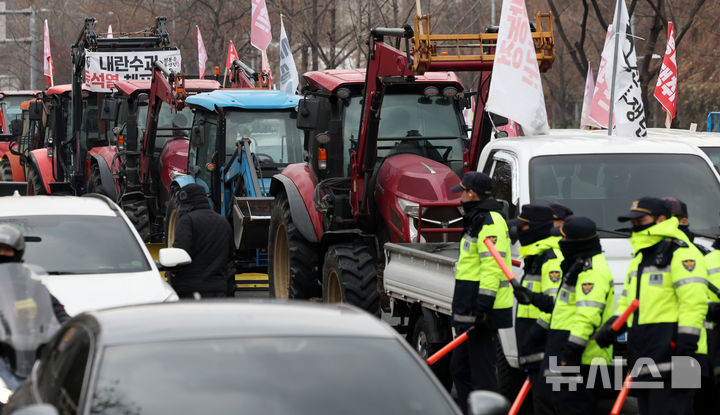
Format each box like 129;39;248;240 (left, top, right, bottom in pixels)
88;154;118;200
28;149;54;194
270;173;320;243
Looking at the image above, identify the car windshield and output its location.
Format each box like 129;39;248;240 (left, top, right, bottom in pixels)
225;110;304;165
344;94;466;175
91;337;457;415
529;154;720;236
1;95;31;120
0;215;150;274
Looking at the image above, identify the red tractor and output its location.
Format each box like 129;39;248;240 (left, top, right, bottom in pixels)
268;14;554;312
103;62;220;240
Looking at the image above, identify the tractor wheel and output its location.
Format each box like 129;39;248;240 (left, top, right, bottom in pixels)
163;189;180;247
0;158;13;181
410;313;453;390
322;243;379;315
267;191;321;299
124;201;151;242
87;163;106;196
26;164;46;195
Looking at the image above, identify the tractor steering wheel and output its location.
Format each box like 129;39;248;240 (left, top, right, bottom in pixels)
255;153;274;164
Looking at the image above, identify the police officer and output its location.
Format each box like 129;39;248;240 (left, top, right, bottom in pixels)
170;184;234;298
509;204;562;415
541;215;614;414
449;171;512;414
548;202;573;228
663;197;707;252
601;197;707;415
0;224;70;323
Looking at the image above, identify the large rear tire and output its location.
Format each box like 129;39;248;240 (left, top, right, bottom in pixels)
267;191;321;299
0;158;13;181
124;201;151;242
87;163;106;196
322;243;379;315
26;164;46;195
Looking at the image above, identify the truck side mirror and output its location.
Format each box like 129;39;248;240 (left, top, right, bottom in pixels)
101;98;120;121
296;98;320;131
29;101;43;121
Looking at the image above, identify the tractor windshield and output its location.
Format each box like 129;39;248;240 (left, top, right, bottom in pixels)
137;102;193;150
0;95;31;121
225;110;304;166
344;93;467;175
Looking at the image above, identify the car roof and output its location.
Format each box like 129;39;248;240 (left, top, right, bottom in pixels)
0;195;118;217
83;301;397;345
186;89;299;111
114;79;221;96
483;129;712;160
642;127;720;147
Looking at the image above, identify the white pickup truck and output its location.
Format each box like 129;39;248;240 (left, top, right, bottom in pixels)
382;129;720;393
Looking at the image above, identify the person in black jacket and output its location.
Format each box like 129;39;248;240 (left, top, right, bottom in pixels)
170;184;234;298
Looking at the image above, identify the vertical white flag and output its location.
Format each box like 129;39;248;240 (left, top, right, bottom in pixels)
279;16;299;94
485;0;548;136
196;26;208;79
107;25;113;38
580;63;595;128
604;0;647;137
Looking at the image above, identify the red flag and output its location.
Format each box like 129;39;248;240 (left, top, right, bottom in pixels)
654;22;677;124
251;0;272;51
196;26;208;79
587;26;613;129
225;40;239;69
43;19;54;87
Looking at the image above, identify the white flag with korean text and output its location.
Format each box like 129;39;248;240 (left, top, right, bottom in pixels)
604;0;647;137
279;16;299;94
485;0;549;136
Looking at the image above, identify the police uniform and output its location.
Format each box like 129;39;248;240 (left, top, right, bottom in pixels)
616;197;708;415
542;216;614;414
509;204;563;415
703;244;720;392
450;172;512;414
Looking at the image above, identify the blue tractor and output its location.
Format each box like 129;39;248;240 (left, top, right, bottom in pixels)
165;89;303;292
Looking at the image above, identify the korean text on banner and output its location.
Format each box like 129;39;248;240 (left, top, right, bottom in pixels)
605;0;647;138
197;25;208;79
485;0;549;136
588;27;613;128
654;22;677;122
580;62;596;129
251;0;272;51
279;16;299;94
85;50;181;92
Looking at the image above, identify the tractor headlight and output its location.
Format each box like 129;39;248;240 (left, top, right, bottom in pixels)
397;197;420;218
0;376;13;404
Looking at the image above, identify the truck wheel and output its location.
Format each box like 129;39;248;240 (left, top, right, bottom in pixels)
411;313;453;390
124;201;151;242
26;164;46;195
0;158;12;181
322;243;379;315
495;338;529;408
267;191;320;299
87;163;106;196
164;189;180;247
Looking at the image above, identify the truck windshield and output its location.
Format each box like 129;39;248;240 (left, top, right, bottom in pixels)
225;110;304;165
529;154;720;236
344;94;466;175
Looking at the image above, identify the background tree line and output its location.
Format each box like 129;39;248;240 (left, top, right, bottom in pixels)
1;0;718;130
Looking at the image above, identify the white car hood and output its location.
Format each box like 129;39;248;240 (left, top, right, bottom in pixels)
39;271;178;316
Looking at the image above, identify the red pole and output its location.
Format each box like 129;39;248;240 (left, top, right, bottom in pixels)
483;238;520;288
612;299;639;331
610;373;633;415
508;378;532;415
427;328;472;365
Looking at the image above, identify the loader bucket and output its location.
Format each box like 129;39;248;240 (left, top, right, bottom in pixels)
232;196;274;250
